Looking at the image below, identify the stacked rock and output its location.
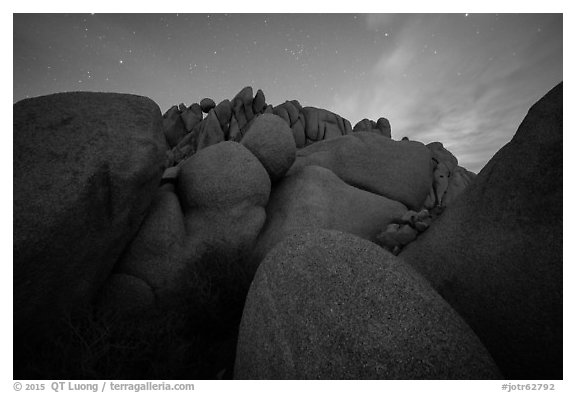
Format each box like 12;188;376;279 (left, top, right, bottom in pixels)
352;117;391;138
164;86;357;168
101;140;274;314
165;87;269;167
270;100;354;147
299;106;352;147
376;209;431;255
287;132;433;210
13;83;562;380
199;97;216;113
272;100;306;144
240;113;296;182
423;142;477;210
100;114;298;314
162;105;188;148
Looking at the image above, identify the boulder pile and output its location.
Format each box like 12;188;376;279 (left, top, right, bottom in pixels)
13;83;562;380
352;116;391;137
375;209;432;255
164;87;356;167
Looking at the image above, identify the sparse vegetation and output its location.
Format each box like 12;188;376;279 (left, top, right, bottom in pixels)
14;247;254;380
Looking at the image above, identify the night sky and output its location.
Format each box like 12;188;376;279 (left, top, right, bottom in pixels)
13;13;562;172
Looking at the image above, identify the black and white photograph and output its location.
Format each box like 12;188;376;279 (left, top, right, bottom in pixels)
9;3;569;389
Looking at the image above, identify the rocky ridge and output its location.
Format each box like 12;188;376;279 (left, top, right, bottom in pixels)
13;84;562;380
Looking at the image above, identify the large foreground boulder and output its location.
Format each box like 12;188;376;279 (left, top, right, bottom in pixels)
287;132;433;209
251;165;407;272
400;83;563;379
235;229;501;379
13;92;167;332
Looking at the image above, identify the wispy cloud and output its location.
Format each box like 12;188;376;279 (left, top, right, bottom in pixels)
330;14;562;173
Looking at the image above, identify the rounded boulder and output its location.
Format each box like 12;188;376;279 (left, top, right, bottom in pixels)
200;97;216;113
13;92;167;333
178;141;270;210
241;113;296;182
235;229;502;379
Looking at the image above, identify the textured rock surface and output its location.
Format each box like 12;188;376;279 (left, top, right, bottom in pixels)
301;106;352;145
98;273;156;314
200;97;216;113
112;183;188;296
232;86;254;131
13;92;167;331
111;142;270;304
427;141;458;171
423;142;476;209
163;105;187;148
375;209;431;255
442;166;476;207
236;229;501;379
353;117;391;138
180;104;203;132
214;99;233;136
178;141;270;210
400;83;563;379
166;87;362;167
376;117;391;137
252;89;266;114
432;162;451;206
353;118;373;132
288;132;433;209
251;166;407;272
241;114;296;182
195;109;225;152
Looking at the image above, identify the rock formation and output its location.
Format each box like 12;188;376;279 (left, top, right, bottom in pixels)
163;105;187;148
165;87;356;167
375;209;432;255
250;165;407;273
353;117;391;138
236;229;502;379
101;141;271;312
287;132;434;210
13;92;167;335
12;83;561;380
240;114;296;182
400;83;563;379
200;97;216;113
422;141;477;210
